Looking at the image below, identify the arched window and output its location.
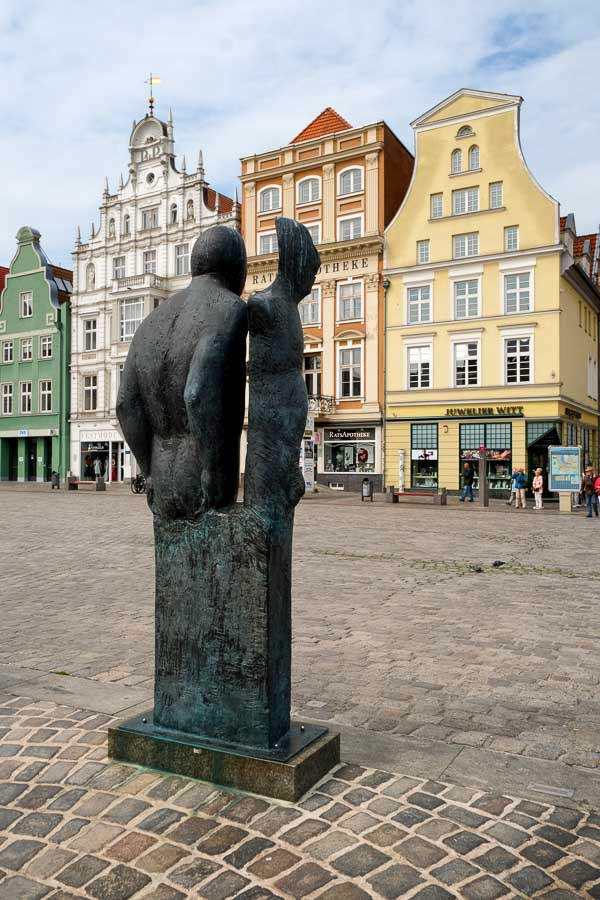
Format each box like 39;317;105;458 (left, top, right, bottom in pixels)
338;167;363;196
451;149;462;174
186;199;195;220
108;218;115;238
170;204;178;224
468;145;480;170
297;177;320;205
86;263;95;291
457;125;474;138
123;214;130;235
259;185;281;213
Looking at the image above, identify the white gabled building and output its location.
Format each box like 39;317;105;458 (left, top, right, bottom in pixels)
70;108;239;482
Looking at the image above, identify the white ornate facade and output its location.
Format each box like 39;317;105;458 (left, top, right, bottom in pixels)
70;110;239;481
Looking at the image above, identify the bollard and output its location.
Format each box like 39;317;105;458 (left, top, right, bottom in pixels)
96;477;106;492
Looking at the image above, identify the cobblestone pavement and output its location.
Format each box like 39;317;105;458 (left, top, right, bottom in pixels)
2;492;600;804
1;695;600;899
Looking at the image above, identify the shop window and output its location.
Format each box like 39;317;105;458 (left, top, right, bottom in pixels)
2;341;13;363
120;299;144;342
175;243;190;276
504;272;530;313
460;422;512;496
83;375;97;411
324;427;375;475
407;285;431;324
411;423;438;490
338;346;362;398
143;250;157;274
259;186;281;213
2;383;13;415
303;354;321;397
407;345;431;389
39;380;52;413
505;336;531;383
452;187;479;215
454;341;479;386
338;282;362;321
297;177;320;205
299;287;320;325
84;319;97;351
454;279;479;319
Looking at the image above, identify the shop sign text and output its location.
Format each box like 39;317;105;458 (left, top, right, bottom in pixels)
251;257;370;286
445;406;524;417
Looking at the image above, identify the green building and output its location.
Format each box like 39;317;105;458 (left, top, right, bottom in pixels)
0;227;72;481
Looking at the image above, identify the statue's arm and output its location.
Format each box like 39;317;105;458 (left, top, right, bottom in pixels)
116;350;152;476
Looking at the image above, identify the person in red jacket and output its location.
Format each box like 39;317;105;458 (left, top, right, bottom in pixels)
580;466;599;518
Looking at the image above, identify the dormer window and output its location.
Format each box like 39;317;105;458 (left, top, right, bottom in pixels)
456;125;475;138
451;149;462;174
468;145;480;170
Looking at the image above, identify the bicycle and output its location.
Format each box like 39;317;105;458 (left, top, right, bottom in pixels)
130;473;146;494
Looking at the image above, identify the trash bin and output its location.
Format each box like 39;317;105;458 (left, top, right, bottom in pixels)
361;478;374;502
51;471;60;490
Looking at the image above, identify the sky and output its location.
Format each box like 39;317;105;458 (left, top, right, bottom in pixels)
0;0;599;268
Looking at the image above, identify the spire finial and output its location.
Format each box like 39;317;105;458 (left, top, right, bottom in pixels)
168;107;173;125
233;186;239;205
181;154;187;173
76;225;81;245
103;176;109;196
89;222;95;240
197;149;204;174
119;172;124;190
145;72;161;115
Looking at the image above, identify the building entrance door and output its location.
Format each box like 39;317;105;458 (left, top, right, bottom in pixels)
527;426;561;498
8;439;18;481
26;438;37;481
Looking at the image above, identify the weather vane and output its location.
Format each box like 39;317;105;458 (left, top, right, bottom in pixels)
145;73;161;115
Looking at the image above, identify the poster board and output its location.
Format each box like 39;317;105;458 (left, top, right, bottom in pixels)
548;446;581;492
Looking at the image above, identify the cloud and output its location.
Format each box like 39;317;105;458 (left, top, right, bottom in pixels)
0;0;598;265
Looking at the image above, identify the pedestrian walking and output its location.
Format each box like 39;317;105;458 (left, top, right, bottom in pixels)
580;466;599;518
514;468;528;509
506;471;517;506
460;462;475;502
532;467;544;510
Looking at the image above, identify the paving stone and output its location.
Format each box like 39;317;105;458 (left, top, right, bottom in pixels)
521;840;567;868
140;887;186;900
145;777;190;802
367;797;402;817
170;783;217;809
535;823;578;847
274;862;334;898
247;848;301;879
47;788;87;811
0;839;44;871
17;785;63;809
253;807;302;836
102;798;150;824
508;865;553;895
554;859;600;889
137;842;191;873
392;807;431;828
548;807;584;829
65;762;106;786
20;744;59;760
484;822;529;848
281;818;330;846
359;771;394;789
0;808;22;831
36;762;77;784
23;847;76;880
138;808;184;835
198;870;250;899
406;791;445;811
86;863;152;899
318;885;372;900
73;792;117;817
382;777;421;799
166;816;218;845
56;854;110;888
440;804;490;829
342;787;376;806
333;843;390;877
443;830;489;855
412;888;455;900
68;821;123;852
367;863;423;898
10;812;63;837
461;875;510;899
49;818;89;843
108;831;157;863
220;796;270;823
574;838;600;866
320;802;351;823
504;810;537;830
195;824;249;856
471;794;512;816
340;811;379;834
515;799;547;817
396;836;446;869
415;819;457;841
224;837;274;869
579;824;600;841
431;858;479;885
364;822;407;848
0;875;51;899
169;857;223;890
472;845;519;874
0;783;27;804
235;888;281;900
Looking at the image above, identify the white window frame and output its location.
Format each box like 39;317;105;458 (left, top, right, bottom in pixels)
453;232;479;259
83;374;98;412
39;379;52;413
120;298;145;342
141;207;159;230
20;381;32;414
337;280;364;323
123;214;130;235
504;226;519;252
299;286;321;326
20;291;33;318
503;270;533;314
338;166;364;197
452;338;481;388
451;149;462;174
83;318;97;351
297;176;321;206
305;222;321;245
258;231;278;255
452;187;479;216
143;250;157;275
113;256;126;281
406;284;432;325
500;327;535;386
2;341;14;364
2;383;13;415
453;277;481;320
40;334;52;360
337;341;364;400
338;214;363;242
175;243;190;276
468;145;480;170
489;182;503;209
21;338;33;362
303;352;322;398
404;341;433;390
430;193;443;219
258;184;281;213
417;240;430;265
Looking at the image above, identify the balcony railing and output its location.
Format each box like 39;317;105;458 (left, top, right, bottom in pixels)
308;395;336;415
112;274;168;293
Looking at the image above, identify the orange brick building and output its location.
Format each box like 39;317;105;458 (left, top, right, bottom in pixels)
240;108;413;490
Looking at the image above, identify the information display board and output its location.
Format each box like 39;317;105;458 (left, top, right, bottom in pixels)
548;446;581;492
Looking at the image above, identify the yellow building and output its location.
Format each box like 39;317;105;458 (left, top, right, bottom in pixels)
384;89;600;497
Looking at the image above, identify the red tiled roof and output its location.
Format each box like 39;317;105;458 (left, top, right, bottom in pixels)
560;216;566;232
204;187;233;214
0;266;8;296
574;233;597;259
291;107;352;144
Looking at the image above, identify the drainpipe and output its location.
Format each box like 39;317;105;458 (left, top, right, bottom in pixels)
382;278;391;491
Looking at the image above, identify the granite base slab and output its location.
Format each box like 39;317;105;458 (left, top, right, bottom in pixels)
108;712;340;801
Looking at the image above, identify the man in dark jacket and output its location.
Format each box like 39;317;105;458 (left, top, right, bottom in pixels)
581;466;599;518
460;462;475;502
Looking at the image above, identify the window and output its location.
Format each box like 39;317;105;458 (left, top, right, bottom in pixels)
505;337;531;383
175;243;190;276
83;374;97;411
407;285;431;324
299;287;320;325
20;292;33;318
457;125;474;138
259;186;281;213
142;207;158;230
451;149;462;174
338;282;362;321
21;338;33;361
454;341;479;386
170;203;178;224
407;345;431;389
120;299;144;342
20;381;32;413
303;354;321;397
489;182;503;209
123;214;130;235
84;319;97;351
454;279;479;319
40;335;52;359
452;188;479;215
298;177;320;204
417;240;430;264
431;193;443;219
259;232;278;255
339;346;362;398
113;256;126;281
504;272;530;313
2;383;13;415
468;145;480;170
40;380;52;413
339;216;362;240
306;223;320;245
339;167;363;195
2;341;13;363
143;250;157;274
505;226;519;252
453;232;479;258
411;424;438;489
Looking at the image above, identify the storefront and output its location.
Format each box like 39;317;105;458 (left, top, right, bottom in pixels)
319;425;382;492
459;421;513;497
73;427;130;482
